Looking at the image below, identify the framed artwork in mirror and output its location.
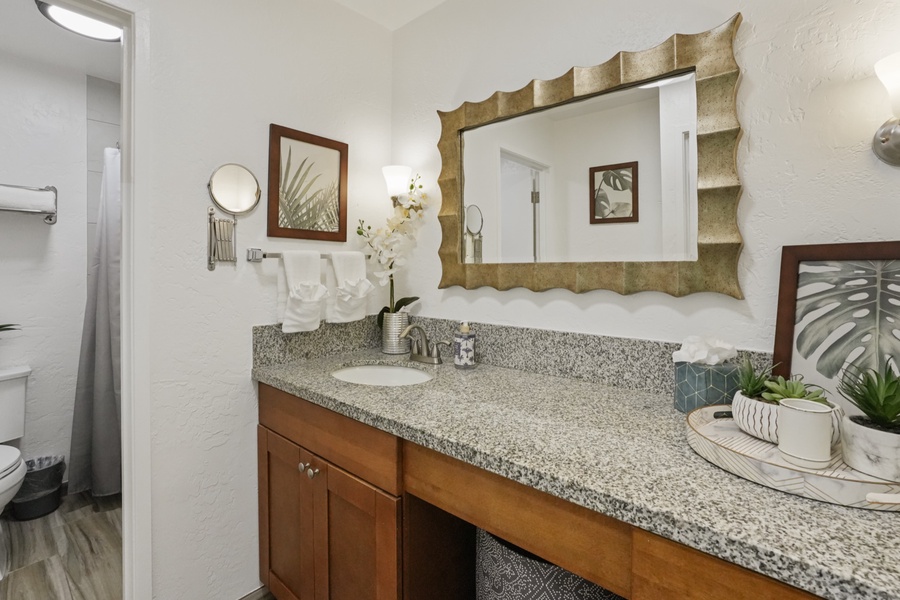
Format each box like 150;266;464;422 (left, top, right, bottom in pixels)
589;161;638;224
772;241;900;397
267;123;348;241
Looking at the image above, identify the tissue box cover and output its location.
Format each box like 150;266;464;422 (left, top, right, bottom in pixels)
674;362;739;413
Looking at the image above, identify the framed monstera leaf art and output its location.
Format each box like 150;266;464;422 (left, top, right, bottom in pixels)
773;241;900;398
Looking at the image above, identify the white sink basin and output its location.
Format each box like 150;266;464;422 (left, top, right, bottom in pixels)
331;364;433;386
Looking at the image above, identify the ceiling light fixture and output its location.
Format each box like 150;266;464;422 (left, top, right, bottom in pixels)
35;1;122;42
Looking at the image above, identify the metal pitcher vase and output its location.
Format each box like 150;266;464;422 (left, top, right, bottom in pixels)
382;312;410;354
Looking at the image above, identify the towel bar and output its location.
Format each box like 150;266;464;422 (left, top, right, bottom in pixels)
246;248;369;263
0;183;57;224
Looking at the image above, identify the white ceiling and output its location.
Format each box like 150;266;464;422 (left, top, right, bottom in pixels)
0;0;445;84
330;0;448;30
0;0;121;82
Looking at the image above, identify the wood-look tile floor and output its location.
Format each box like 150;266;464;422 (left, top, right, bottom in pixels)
0;492;121;600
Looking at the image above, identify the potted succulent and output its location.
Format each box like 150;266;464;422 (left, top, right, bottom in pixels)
732;358;780;443
837;360;900;481
732;360;842;446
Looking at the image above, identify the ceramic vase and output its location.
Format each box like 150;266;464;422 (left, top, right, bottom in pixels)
841;414;900;482
732;391;844;447
381;312;410;355
777;399;835;470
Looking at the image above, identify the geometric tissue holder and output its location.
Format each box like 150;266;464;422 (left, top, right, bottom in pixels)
674;362;740;414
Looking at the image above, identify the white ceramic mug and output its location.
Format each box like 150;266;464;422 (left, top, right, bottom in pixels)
777;399;835;470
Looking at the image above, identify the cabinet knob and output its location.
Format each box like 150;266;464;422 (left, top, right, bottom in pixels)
306;467;320;480
299;462;310;472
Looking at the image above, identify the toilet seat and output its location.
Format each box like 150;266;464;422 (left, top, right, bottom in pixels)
0;445;23;480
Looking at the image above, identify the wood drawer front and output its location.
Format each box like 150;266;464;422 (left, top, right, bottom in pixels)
632;529;820;600
402;440;632;598
259;383;401;495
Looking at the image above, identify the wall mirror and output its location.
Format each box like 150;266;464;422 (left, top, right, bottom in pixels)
208;163;261;215
438;14;743;297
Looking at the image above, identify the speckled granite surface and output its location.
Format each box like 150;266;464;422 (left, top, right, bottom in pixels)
256;317;771;396
253;350;899;600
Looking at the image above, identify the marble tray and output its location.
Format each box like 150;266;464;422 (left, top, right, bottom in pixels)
686;405;900;512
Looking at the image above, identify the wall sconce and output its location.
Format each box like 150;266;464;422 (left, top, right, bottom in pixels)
873;52;900;166
382;165;412;201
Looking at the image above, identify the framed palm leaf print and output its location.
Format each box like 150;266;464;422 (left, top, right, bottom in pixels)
773;241;900;398
267;124;348;241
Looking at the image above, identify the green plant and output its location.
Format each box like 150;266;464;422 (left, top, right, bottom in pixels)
837;360;900;430
761;375;828;405
737;357;775;398
0;324;19;335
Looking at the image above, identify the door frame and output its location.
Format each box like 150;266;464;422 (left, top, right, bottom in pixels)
52;1;152;598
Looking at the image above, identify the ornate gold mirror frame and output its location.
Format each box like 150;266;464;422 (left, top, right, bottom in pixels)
437;13;743;297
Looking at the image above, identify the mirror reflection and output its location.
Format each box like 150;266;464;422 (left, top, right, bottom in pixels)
208;163;261;215
462;72;697;264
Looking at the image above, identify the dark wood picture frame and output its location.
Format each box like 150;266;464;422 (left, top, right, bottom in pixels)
773;241;900;379
267;123;348;241
589;161;638;225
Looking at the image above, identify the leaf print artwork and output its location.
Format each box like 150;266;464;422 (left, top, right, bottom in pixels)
794;260;900;379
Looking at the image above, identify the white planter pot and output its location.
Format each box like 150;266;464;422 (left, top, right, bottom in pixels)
731;391;843;447
841;414;900;482
777;398;835;470
732;391;778;443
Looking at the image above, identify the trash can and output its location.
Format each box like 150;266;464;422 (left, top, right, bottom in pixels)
475;528;624;600
11;455;65;520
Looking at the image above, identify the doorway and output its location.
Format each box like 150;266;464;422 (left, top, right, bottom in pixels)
0;1;146;598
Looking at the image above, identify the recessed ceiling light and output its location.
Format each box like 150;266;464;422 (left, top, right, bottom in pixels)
35;1;122;42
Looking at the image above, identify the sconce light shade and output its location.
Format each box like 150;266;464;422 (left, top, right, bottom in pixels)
382;165;412;198
873;52;900;166
875;52;900;116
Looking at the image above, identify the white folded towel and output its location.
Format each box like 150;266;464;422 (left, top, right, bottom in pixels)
0;185;56;213
326;251;374;323
282;251;328;333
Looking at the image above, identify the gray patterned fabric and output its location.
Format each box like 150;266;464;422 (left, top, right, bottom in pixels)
475;529;624;600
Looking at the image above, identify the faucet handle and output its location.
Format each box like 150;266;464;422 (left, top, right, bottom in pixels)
410;338;422;355
430;340;452;359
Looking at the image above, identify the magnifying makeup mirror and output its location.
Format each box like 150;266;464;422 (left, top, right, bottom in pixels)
208;163;261;215
465;204;483;264
207;164;260;271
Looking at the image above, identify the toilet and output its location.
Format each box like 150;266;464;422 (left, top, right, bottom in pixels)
0;366;30;514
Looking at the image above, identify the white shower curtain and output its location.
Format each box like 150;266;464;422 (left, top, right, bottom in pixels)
69;147;122;496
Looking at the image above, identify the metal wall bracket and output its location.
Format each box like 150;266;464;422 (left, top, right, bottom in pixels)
207;207;236;271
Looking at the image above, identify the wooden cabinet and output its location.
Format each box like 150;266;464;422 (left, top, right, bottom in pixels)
258;383;819;600
258;384;401;600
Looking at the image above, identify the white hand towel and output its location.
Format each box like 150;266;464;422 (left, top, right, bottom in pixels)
326;251;374;323
282;251;328;333
0;185;56;213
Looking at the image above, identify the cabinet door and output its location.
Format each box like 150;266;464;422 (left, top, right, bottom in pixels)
310;457;400;600
259;426;317;600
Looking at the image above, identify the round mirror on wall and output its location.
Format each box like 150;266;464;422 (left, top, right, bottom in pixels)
465;204;483;235
208;163;261;215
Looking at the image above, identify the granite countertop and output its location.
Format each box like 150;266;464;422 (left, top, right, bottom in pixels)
253;350;899;600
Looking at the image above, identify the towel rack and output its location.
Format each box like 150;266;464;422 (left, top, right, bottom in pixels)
0;183;58;224
246;248;369;263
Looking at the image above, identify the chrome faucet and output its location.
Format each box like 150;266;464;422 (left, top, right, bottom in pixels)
400;324;449;365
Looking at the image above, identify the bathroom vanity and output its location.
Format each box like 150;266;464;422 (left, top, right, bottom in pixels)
254;350;900;600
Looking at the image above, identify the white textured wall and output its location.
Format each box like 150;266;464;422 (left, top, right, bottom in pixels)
391;0;900;352
0;55;87;464
134;0;393;597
